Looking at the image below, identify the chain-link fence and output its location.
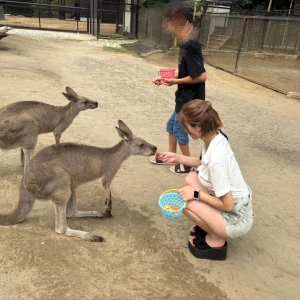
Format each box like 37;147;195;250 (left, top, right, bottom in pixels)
199;14;300;96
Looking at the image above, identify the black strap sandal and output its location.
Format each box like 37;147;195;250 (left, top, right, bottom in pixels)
190;225;207;239
188;236;228;261
171;164;192;174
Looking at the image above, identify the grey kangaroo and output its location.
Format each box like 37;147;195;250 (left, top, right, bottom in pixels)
0;87;98;171
0;120;157;242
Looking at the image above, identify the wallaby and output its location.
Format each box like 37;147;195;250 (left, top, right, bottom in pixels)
0;120;157;242
0;87;98;171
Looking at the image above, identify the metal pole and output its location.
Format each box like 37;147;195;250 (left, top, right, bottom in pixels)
288;0;293;16
77;10;79;32
135;1;139;39
97;0;99;37
92;0;95;36
98;0;102;38
116;0;120;33
38;5;41;28
234;17;247;73
87;0;90;33
267;0;273;13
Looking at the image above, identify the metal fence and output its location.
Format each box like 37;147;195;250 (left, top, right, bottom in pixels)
200;14;300;95
89;1;138;38
0;0;138;37
0;0;89;32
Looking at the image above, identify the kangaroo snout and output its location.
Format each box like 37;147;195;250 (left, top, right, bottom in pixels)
152;146;158;154
93;102;98;108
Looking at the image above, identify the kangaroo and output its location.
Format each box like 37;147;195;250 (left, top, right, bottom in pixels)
0;87;98;171
0;120;157;242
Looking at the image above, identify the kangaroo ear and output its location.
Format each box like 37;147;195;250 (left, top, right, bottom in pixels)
62;92;77;102
65;87;78;97
63;87;79;102
115;127;132;141
118;120;133;136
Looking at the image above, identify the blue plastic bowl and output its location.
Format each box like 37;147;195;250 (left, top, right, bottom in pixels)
158;190;186;221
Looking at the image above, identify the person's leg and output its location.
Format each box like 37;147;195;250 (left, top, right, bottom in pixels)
170;113;191;173
179;143;190;156
184;171;207;192
184;202;227;247
182;172;227;247
169;133;177;152
150;111;177;164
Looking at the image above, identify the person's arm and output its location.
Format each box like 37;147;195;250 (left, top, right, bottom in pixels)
163;71;207;86
152;69;178;85
158;152;201;168
175;69;179;78
179;186;234;212
176;72;207;84
178;162;235;212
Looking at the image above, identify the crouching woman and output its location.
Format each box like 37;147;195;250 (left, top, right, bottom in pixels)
158;100;254;260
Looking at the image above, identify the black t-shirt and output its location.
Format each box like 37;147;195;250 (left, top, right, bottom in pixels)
175;39;206;113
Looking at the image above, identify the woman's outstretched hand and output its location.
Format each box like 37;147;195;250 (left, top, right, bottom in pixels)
157;152;179;164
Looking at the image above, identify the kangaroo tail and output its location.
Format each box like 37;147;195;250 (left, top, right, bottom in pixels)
0;177;35;226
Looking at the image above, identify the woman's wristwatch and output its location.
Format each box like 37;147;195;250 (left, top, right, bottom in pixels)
194;189;200;201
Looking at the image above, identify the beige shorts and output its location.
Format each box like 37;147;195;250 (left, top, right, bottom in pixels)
221;190;254;239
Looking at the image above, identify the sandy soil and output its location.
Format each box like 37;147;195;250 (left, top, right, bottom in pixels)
0;30;300;300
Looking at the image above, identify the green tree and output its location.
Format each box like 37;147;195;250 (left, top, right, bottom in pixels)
140;0;169;6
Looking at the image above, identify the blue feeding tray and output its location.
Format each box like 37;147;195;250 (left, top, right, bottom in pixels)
158;189;186;221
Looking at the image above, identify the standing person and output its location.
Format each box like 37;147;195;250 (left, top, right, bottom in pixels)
158;100;254;260
150;0;207;174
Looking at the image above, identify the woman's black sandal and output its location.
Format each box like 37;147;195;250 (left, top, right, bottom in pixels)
188;235;228;261
190;225;207;239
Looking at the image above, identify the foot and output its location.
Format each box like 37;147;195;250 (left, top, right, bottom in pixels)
189;235;196;246
67;210;104;219
57;227;104;242
105;208;113;218
190;225;207;238
190;234;225;250
170;164;193;174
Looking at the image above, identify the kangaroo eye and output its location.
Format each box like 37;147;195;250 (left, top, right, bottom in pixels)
139;143;144;147
83;101;88;104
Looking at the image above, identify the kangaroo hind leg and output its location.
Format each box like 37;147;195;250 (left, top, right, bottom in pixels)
66;189;104;219
52;188;103;242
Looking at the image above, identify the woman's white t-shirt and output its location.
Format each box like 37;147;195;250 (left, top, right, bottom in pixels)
198;133;248;199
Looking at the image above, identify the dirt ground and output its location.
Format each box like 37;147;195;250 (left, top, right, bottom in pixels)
0;30;300;300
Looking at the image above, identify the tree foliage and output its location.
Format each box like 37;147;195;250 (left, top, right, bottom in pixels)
140;0;169;6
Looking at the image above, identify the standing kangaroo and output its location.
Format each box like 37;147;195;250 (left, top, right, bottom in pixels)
0;120;157;242
0;87;98;171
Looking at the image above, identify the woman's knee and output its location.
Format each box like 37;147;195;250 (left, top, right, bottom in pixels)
184;172;200;187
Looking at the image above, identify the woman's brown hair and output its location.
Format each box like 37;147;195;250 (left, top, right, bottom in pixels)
179;100;222;137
